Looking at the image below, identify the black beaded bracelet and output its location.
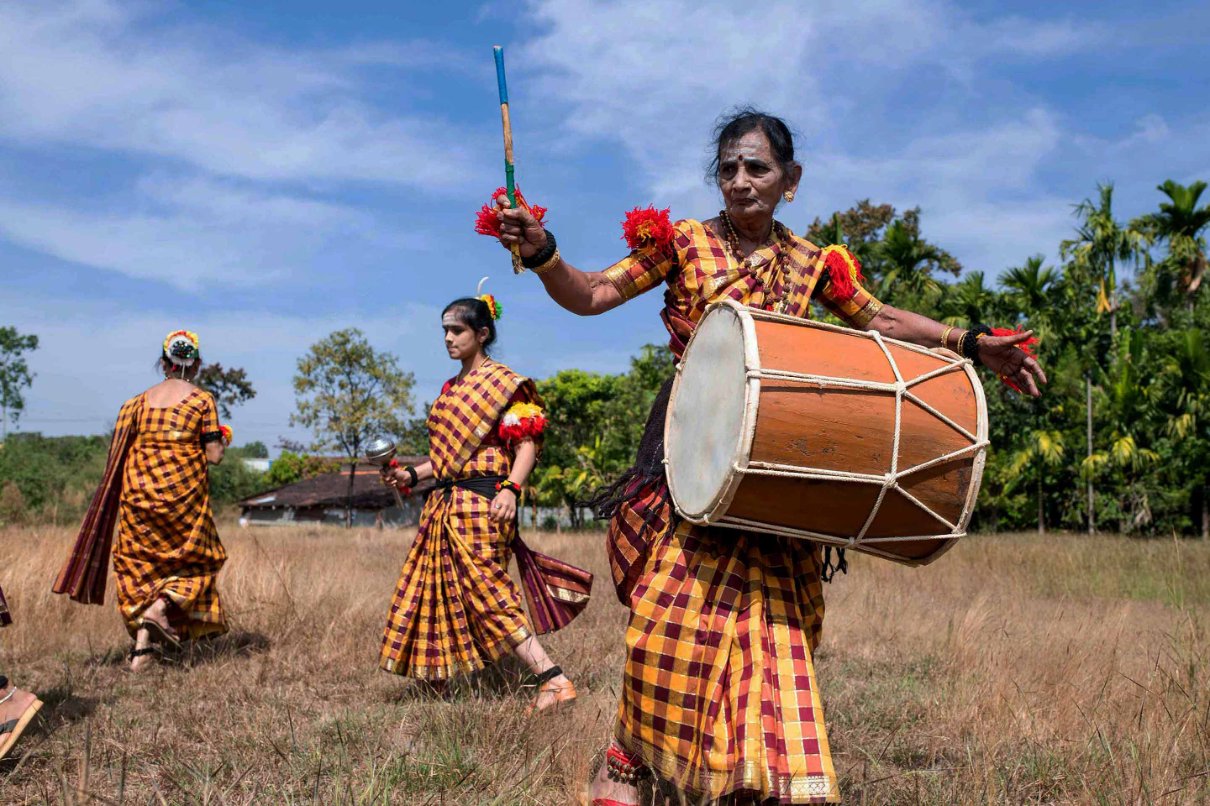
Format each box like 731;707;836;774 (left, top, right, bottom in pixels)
963;324;992;364
520;229;557;269
402;465;419;487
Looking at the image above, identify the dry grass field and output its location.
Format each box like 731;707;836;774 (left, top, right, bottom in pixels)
1;523;1209;805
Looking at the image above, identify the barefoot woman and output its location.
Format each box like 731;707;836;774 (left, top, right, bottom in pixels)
55;330;231;671
379;292;589;712
491;109;1047;804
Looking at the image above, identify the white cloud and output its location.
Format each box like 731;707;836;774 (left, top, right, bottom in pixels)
518;0;1112;272
0;175;398;290
0;0;484;187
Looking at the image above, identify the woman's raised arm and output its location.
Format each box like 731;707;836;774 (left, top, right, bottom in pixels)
494;197;625;316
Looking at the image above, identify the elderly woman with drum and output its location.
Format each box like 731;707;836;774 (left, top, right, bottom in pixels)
491;108;1046;805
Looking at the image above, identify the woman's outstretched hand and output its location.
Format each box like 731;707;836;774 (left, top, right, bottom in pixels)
977;330;1048;398
493;195;548;259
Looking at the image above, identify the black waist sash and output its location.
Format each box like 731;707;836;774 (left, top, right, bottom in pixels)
430;474;594;635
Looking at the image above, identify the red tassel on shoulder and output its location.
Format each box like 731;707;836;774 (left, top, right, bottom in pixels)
499;402;548;444
621;206;675;251
819;245;865;303
475;187;547;237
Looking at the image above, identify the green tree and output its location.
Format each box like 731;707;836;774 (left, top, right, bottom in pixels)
0;326;39;439
239;440;269;459
290;329;415;527
1082;331;1160;533
263;451;341;488
1061;183;1143;338
1005;429;1066;534
1133;179;1210;309
533;369;622;527
197;363;257;420
1001;256;1060;318
1156;328;1210;537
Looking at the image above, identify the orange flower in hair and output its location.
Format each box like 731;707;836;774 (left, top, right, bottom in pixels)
478;293;503;320
218;424;233;446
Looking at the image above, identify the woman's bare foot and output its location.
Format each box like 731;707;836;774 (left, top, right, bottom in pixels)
588;761;641;806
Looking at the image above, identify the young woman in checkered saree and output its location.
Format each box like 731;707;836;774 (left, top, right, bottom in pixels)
491;109;1047;805
377;295;588;713
54;331;230;672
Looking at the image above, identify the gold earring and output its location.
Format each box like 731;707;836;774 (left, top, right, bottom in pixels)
783;190;795;203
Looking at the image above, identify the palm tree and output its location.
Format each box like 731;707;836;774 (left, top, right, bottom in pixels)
876;220;945;304
1060;183;1144;338
1158;329;1210;538
1132;179;1210;307
938;271;1001;326
1001;255;1060;318
1082;330;1160;533
1006;429;1066;534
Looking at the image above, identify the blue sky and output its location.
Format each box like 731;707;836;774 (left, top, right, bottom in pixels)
2;0;1208;450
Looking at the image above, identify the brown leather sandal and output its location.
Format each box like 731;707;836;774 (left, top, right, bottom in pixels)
523;665;577;715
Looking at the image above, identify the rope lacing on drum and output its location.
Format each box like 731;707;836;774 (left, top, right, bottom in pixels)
722;318;989;551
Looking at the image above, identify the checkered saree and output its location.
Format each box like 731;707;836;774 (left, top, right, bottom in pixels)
109;388;228;640
380;361;590;680
598;218;881;802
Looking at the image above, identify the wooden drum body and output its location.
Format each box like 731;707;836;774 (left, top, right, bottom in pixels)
665;300;988;566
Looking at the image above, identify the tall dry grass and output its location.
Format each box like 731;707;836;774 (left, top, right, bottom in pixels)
1;525;1208;804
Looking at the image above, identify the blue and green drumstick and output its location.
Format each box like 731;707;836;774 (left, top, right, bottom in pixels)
493;46;517;210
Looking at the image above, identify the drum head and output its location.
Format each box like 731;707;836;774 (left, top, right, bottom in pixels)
666;303;752;520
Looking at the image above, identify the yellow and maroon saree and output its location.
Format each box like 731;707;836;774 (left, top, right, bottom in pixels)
55;389;227;640
379;360;591;680
592;219;887;803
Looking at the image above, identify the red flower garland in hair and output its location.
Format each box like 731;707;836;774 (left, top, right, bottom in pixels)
990;327;1039;393
819;245;866;303
218;424;233;446
621;206;675;251
474;187;548;237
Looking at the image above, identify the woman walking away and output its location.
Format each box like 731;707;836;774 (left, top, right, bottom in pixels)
379;288;591;712
54;330;232;671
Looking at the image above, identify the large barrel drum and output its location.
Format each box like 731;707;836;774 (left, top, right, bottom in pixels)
664;300;988;566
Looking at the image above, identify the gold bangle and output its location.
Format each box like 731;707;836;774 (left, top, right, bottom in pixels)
531;247;562;276
940;325;954;349
957;330;968;357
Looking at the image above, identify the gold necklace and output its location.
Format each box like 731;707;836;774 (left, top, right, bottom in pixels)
719;211;792;313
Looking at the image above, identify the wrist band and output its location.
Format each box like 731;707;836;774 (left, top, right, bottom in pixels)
521;229;558;270
403;465;419;488
495;479;522;495
962;324;991;364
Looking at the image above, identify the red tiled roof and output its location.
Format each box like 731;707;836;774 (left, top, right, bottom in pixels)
239;458;434;509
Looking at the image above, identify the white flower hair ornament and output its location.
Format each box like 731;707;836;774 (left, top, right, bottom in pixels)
163;329;201;368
